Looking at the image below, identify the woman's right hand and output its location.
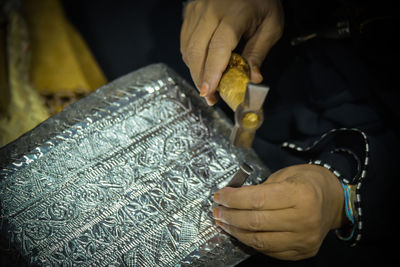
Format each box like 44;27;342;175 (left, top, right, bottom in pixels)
180;0;284;105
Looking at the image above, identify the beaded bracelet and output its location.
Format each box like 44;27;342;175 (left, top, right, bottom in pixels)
310;160;362;247
281;128;369;247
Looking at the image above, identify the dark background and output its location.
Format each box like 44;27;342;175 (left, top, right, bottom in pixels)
60;0;399;132
1;0;395;266
61;0;192;83
59;0;399;266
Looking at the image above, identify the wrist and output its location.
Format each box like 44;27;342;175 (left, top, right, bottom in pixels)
282;128;369;246
332;177;347;230
317;164;346;230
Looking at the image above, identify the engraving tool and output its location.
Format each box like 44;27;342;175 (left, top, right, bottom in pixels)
217;53;269;148
210;162;254;211
226;162;254;188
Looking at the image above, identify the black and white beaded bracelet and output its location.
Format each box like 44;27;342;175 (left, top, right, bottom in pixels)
281;128;369;247
310;160;362;247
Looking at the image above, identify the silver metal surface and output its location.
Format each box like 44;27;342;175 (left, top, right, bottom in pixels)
0;64;269;266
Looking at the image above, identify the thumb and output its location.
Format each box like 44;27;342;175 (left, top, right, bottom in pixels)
242;18;283;83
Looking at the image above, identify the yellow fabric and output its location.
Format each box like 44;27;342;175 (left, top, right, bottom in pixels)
0;0;107;147
24;0;107;94
0;11;50;147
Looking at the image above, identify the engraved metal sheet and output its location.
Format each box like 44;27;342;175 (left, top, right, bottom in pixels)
0;64;270;266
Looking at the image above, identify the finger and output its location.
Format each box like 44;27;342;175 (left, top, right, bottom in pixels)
214;182;296;210
180;1;199;53
213;206;294;232
205;93;219;106
181;2;220;90
242;7;284;83
249;65;263;84
216;220;294;253
201;9;251;98
265;250;306;261
183;18;220;90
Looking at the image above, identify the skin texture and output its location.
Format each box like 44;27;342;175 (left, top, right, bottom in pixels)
180;1;347;260
180;0;284;105
213;164;346;261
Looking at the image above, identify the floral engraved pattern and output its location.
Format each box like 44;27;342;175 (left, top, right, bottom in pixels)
0;65;267;266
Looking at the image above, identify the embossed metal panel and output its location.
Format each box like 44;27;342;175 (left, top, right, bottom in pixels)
0;64;269;266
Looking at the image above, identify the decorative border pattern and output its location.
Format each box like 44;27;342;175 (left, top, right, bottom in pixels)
0;64;269;266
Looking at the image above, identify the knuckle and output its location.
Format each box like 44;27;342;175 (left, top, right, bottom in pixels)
230;2;254;17
191;0;204;13
209;29;238;51
244;51;262;63
249;234;268;251
283;174;301;185
208;37;229;51
186;46;203;61
295;182;319;205
247;212;262;230
245;50;262;59
250;190;265;210
186;0;202;15
181;46;203;67
266;167;288;181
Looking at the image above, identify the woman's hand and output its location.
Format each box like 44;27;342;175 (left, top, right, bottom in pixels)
213;164;346;260
180;0;284;105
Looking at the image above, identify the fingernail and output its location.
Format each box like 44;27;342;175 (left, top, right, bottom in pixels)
251;66;263;83
205;97;214;106
212;207;220;219
200;82;209;97
215;220;227;231
205;95;218;106
213;192;221;203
